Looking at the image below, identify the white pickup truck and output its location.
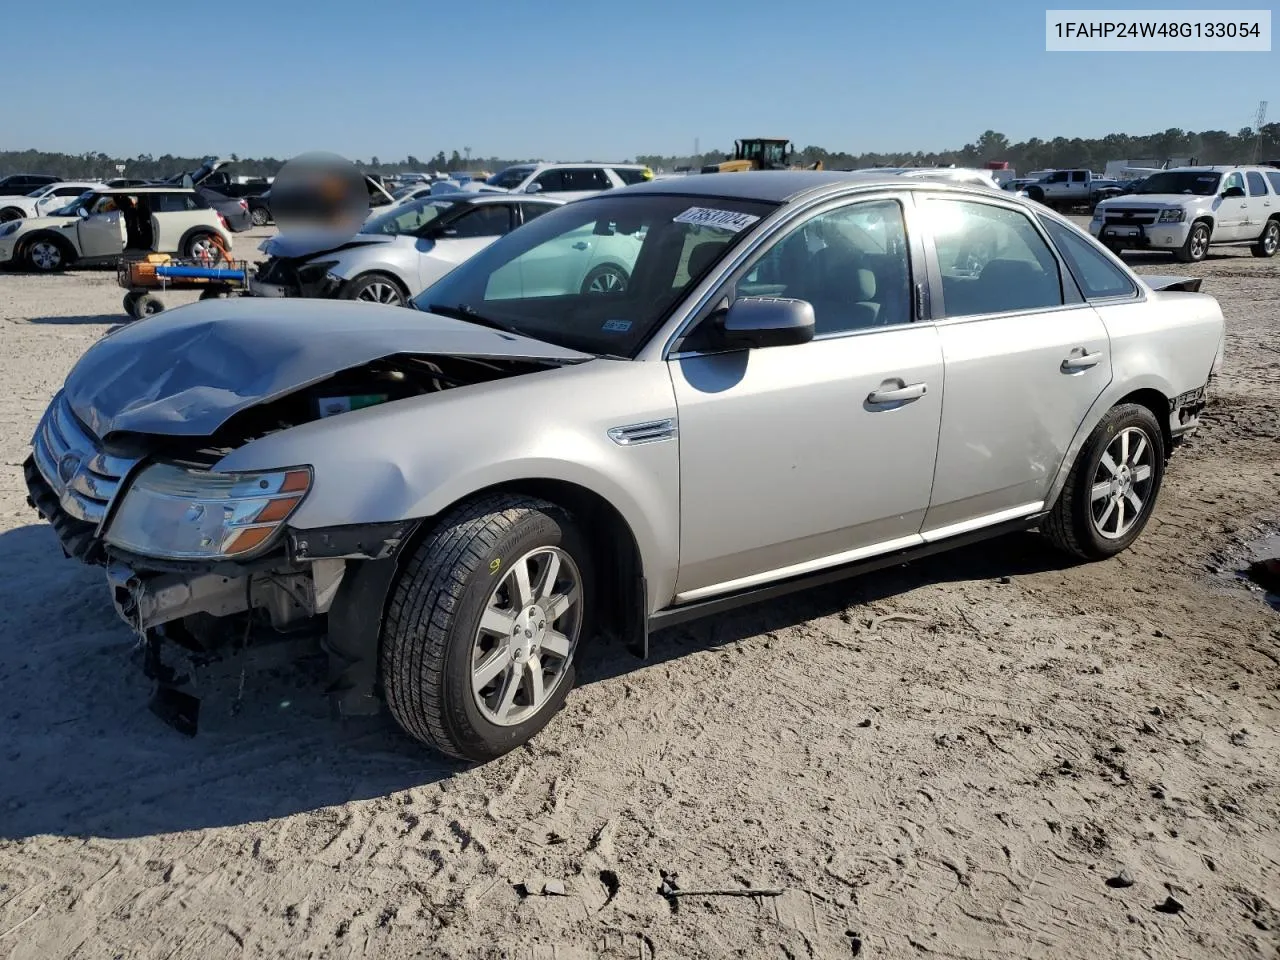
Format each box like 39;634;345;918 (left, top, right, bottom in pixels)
1089;165;1280;262
1025;170;1124;210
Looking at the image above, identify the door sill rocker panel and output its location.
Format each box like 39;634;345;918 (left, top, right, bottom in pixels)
920;501;1044;543
650;513;1046;632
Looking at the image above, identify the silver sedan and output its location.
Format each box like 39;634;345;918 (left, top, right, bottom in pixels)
25;172;1226;760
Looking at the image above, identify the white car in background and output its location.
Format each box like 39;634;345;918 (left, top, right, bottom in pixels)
251;191;646;306
467;162;653;201
0;181;103;222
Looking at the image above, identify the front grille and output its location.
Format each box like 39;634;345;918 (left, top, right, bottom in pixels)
1104;207;1158;226
30;392;139;528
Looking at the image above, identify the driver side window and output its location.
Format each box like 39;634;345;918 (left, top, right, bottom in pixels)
449;205;513;238
1224;172;1245;193
735;199;913;335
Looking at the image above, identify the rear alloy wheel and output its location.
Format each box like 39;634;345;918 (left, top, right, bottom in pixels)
250;206;270;226
1043;403;1165;560
581;263;629;295
1252;220;1279;258
344;273;406;306
24;238;67;272
380;494;591;761
1177;221;1211;263
185;231;221;260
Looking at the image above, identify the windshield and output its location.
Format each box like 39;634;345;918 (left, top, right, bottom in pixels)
411;193;776;357
1136;172;1221;195
25;186;50;198
486;166;535;190
364;196;459;236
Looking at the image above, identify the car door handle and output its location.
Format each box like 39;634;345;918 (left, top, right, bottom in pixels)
866;381;927;405
572;241;589;250
1061;350;1103;372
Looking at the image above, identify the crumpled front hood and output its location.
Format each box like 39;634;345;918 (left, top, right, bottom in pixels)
259;230;395;260
63;297;591;439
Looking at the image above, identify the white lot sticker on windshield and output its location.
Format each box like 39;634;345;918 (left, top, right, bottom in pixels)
672;207;761;233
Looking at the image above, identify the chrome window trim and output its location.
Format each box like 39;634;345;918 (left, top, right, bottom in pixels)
652;186;920;361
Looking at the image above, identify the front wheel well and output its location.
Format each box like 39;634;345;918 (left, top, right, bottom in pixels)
18;231;76;263
408;479;644;652
1114;388;1173;457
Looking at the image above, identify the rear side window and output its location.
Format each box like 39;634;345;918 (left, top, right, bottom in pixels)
1267;172;1280;194
520;201;556;224
52;186;88;197
152;193;203;212
562;168;612;191
1039;216;1137;300
924;198;1064;318
1246;171;1270;196
611;167;650;186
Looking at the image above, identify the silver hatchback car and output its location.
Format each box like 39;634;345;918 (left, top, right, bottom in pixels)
24;172;1225;760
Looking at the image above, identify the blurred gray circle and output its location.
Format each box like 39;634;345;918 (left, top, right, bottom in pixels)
270;151;369;235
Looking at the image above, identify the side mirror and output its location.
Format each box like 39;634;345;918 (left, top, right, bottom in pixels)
720;297;815;349
524;182;542;194
1222;185;1246;198
77;206;90;219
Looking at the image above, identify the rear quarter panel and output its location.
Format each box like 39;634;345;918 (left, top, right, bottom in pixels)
1043;289;1224;505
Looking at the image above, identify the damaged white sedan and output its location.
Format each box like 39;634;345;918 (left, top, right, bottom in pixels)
24;172;1227;761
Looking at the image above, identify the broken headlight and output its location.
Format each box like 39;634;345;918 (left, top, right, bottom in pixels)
104;464;312;560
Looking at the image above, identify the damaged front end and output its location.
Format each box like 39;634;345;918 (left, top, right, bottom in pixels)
24;304;590;733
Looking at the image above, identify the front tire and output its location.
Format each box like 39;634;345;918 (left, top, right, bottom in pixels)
580;262;629;295
1176;220;1211;263
342;272;407;306
1043;403;1165;561
22;237;70;272
380;494;592;761
250;206;270;226
1252;219;1279;258
0;207;25;223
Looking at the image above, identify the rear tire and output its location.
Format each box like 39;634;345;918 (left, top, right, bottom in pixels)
1252;219;1279;258
1043;403;1165;561
184;231;220;260
1175;220;1211;263
580;262;629;295
380;494;592;761
250;206;269;226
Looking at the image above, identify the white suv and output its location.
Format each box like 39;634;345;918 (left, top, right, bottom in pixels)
467;162;653;201
1090;166;1280;262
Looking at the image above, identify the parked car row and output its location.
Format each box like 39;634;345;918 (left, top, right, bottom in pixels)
22;170;1228;760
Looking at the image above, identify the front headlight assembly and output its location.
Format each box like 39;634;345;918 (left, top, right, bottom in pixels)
105;464;312;560
0;221;22;237
1158;208;1186;223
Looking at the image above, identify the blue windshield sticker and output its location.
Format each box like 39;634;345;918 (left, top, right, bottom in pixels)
601;319;632;333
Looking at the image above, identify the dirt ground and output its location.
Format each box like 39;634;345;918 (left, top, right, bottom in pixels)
0;225;1276;960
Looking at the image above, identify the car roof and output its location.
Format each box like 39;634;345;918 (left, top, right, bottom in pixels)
1160;165;1257;173
612;170;906;203
99;186;198;195
456;192;563;206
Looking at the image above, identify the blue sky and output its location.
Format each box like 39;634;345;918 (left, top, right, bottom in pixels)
1;0;1274;160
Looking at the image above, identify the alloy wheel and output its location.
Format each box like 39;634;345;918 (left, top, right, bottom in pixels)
357;281;403;305
1265;223;1279;255
30;241;62;270
1090;426;1155;540
1190;227;1209;260
587;268;627;295
470;546;582;727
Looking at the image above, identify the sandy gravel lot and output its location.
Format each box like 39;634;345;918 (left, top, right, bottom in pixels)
0;226;1276;960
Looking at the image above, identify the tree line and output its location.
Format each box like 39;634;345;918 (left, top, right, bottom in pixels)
4;125;1279;181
